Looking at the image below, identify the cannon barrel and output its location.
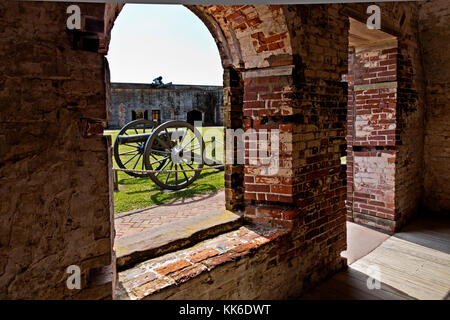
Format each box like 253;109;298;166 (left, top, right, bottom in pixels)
117;133;152;144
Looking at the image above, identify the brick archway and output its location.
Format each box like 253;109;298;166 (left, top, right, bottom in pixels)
104;4;293;70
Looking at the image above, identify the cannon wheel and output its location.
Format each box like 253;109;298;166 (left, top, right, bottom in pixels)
113;119;160;178
144;121;205;190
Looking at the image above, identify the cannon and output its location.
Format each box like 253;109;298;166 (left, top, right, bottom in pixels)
113;119;221;190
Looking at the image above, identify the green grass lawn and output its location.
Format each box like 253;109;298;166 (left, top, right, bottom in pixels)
105;126;225;214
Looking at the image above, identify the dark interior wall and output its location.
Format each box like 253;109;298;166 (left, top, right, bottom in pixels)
393;3;426;228
0;1;114;299
419;0;450;213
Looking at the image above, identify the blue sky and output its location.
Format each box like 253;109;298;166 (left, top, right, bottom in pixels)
106;4;223;86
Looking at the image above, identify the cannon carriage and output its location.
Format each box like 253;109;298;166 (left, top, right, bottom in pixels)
113;119;222;190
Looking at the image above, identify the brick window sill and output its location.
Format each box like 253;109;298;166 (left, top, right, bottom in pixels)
115;224;289;300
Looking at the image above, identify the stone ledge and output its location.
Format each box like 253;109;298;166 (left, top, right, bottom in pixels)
115;224;289;300
115;209;243;270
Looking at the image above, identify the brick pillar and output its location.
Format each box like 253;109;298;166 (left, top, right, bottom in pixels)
240;5;349;280
242;7;349;237
223;67;245;211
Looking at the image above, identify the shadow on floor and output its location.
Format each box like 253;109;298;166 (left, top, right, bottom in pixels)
300;267;415;300
394;214;450;254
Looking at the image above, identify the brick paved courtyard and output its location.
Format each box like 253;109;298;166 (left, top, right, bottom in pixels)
114;191;225;239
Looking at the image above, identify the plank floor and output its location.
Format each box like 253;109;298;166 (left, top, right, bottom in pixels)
301;214;450;300
351;236;450;300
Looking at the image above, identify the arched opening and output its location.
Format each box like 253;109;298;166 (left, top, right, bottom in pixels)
105;4;243;273
186;109;203;125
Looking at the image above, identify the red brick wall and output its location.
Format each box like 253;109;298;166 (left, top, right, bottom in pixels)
353;151;396;221
354;86;397;146
347;45;398;230
353;48;397;85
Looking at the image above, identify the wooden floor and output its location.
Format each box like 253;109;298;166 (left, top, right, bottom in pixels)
301;214;450;300
351;236;450;300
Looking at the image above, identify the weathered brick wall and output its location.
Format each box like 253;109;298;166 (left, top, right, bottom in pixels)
353;47;397;85
242;3;349;282
419;0;450;213
198;5;293;69
142;226;345;300
0;1;114;299
242;69;297;210
354;86;397;146
353;151;396;227
353;48;397;147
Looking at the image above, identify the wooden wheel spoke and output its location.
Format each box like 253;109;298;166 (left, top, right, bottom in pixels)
182;136;196;150
179;164;189;181
155;159;171;177
123;152;140;166
123;143;140;149
183;146;202;153
165;162;174;184
182;160;194;170
132;153;142;170
175;165;178;185
149;155;170;166
119;150;139;156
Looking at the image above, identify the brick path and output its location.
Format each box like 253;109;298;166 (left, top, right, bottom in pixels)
114;191;225;239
